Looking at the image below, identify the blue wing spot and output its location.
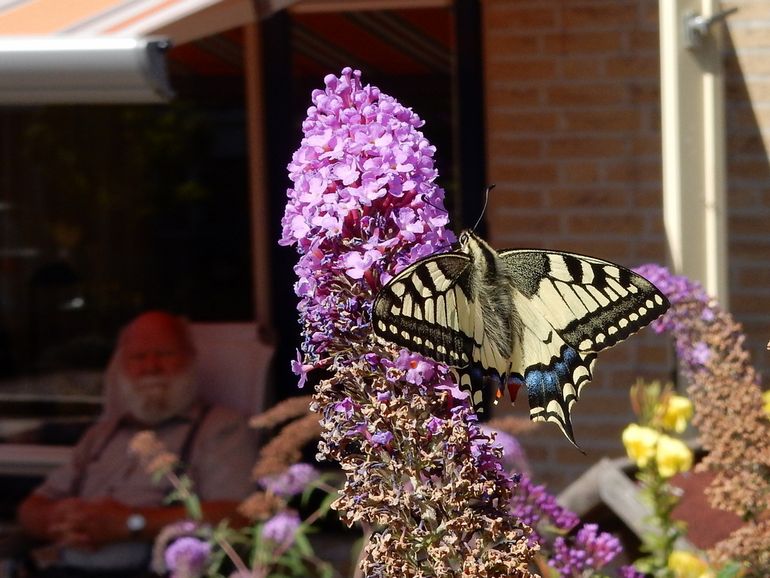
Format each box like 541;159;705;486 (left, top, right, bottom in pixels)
525;368;560;395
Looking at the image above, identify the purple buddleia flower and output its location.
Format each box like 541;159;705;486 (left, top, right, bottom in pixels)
480;426;531;475
164;536;211;578
510;474;580;539
257;463;321;498
618;566;647;578
549;524;622;577
262;510;302;546
282;68;535;576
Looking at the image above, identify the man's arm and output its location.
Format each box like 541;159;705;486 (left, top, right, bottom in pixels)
17;493;64;542
18;492;244;549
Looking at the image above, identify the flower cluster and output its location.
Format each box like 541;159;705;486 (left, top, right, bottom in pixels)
152;520;213;578
498;430;636;578
622;385;694;479
668;550;714;578
635;265;770;575
550;524;622;577
282;68;534;577
133;428;336;578
621;381;694;575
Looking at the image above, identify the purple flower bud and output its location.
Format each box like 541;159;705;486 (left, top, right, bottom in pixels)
164;536;211;578
258;463;321;497
262;510;301;546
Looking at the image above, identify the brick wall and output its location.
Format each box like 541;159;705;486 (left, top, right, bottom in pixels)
481;0;769;491
724;0;770;380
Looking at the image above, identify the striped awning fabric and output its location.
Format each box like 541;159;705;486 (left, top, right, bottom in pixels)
0;0;254;44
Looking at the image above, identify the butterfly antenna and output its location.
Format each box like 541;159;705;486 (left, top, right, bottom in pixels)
421;193;450;215
472;184;495;233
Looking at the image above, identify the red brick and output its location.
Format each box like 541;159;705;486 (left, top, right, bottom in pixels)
604;159;661;182
631;135;662;156
562;4;638;29
490;187;546;209
730;239;770;259
737;267;770;288
606;55;659;79
547;84;628;106
548;136;630;158
730;214;770;236
637;344;670;365
562;109;642;131
628;29;660;51
633;239;667;262
493;211;562;235
487;84;542;107
559;57;605;79
727;159;770;181
567;213;645;235
730;293;770;315
555;239;632;259
627;82;660;103
485;32;541;55
558;161;601;184
488;136;543;159
485;58;558;81
494;111;559;132
543;31;624;54
484;5;557;30
548;188;631;208
490;160;559;183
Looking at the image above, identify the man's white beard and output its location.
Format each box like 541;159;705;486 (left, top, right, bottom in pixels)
118;367;198;425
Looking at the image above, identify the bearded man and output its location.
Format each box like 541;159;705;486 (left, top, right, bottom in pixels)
17;311;257;577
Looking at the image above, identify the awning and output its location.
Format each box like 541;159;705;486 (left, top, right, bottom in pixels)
0;0;255;44
0;0;257;104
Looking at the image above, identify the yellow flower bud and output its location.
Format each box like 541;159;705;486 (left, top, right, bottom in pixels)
667;550;713;578
660;395;693;433
622;424;659;468
762;390;770;418
656;435;693;478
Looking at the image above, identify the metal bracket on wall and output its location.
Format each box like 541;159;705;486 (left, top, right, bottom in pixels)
683;7;738;50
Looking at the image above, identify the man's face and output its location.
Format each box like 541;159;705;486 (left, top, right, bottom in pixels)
118;320;196;424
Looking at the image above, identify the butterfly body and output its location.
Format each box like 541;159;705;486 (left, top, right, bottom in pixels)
372;230;669;446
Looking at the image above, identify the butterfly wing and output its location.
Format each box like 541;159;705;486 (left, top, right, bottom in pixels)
500;249;669;444
372;253;502;410
372;253;477;367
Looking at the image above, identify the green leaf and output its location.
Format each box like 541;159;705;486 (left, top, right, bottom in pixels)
715;562;743;578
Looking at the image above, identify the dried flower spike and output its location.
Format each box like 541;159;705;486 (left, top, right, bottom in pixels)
282;68;535;577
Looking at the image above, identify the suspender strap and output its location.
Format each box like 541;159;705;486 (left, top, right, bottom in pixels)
178;404;212;465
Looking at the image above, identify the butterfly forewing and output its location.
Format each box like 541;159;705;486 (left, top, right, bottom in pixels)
373;255;476;368
500;250;669;354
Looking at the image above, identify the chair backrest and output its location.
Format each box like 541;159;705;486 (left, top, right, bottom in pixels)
188;322;274;415
102;321;274;418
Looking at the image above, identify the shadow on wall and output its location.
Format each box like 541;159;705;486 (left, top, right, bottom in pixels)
723;26;770;378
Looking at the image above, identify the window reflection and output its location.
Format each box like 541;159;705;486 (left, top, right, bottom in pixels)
0;103;252;441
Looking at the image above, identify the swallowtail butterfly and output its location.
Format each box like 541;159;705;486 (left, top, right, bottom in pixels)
372;230;669;446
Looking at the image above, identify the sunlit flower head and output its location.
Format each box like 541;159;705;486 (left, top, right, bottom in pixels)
655;435;693;479
667;550;713;578
622;424;659;468
659;394;694;433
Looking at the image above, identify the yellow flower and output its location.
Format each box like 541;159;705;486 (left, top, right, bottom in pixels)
622;424;659;468
668;550;713;578
656;435;693;478
660;395;694;433
763;389;770;418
